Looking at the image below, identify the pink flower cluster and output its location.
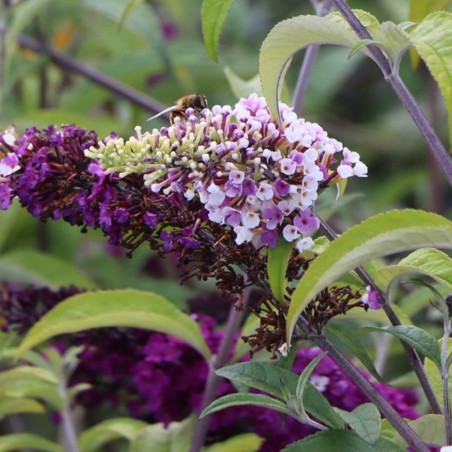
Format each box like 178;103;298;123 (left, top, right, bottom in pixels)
86;94;368;249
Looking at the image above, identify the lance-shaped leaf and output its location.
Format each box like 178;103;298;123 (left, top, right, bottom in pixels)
215;362;342;428
259;10;380;119
375;248;452;293
409;0;451;68
360;325;441;369
267;239;294;302
130;415;195;452
425;338;452;410
409;11;452;150
0;396;44;420
381;414;445;447
79;418;148;452
325;323;382;382
202;0;235;61
17;290;211;360
0;434;62;452
205;433;263;452
0;366;58;385
224;66;262;100
201;393;293;418
0;250;96;289
295;352;326;413
282;429;377;452
287;210;452;345
334;404;381;445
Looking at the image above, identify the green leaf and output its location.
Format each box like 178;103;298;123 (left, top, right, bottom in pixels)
201;393;293;418
231;315;260;363
5;0;54;68
425;338;452;410
295;352;327;412
17;290;211;360
348;39;383;59
118;0;143;30
0;433;62;452
0;366;58;385
409;0;451;23
130;416;195;452
267;239;294;302
334;404;381;445
375;248;452;292
0;396;44;420
259;11;378;119
0;379;61;410
0;204;22;253
372;22;411;66
79;418;148;452
215;362;342;428
205;433;264;452
287;209;452;345
326;323;382;382
0;249;97;289
224;66;262;100
360;325;441;368
381;414;445;447
84;0;161;46
202;0;235;61
282;429;377;452
409;11;452;150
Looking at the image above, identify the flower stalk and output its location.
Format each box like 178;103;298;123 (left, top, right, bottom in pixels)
311;332;430;452
318;216;442;414
332;0;452;187
190;291;249;452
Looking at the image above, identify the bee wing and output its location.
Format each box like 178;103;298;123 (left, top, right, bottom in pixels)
147;106;175;121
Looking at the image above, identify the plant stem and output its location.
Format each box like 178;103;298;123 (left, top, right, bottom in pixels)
311;331;430;452
17;35;168;117
332;0;452;187
189;291;250;452
442;316;452;444
58;383;79;452
319;217;442;414
292;0;333;113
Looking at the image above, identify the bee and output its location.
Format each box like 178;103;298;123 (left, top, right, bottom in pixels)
147;94;208;124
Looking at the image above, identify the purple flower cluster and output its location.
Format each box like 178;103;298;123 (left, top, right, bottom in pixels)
0;283;419;450
0;124;195;254
86;93;367;250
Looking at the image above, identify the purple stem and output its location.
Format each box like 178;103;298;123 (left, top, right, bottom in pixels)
332;0;452;186
292;0;334;113
311;330;430;452
319;217;442;414
189;290;250;452
17;35;169;117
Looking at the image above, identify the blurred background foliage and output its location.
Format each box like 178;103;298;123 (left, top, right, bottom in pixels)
0;0;451;377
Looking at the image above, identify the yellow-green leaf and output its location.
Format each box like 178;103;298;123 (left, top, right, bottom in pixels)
0;366;58;385
202;0;235;61
409;11;452;150
375;248;452;292
205;433;263;452
130;416;195;452
267;239;294;302
0;434;62;452
409;0;451;23
224;67;262;100
0;250;96;290
259;10;379;120
287;210;452;345
0;396;44;420
408;0;451;67
80;418;148;452
17;290;211;360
